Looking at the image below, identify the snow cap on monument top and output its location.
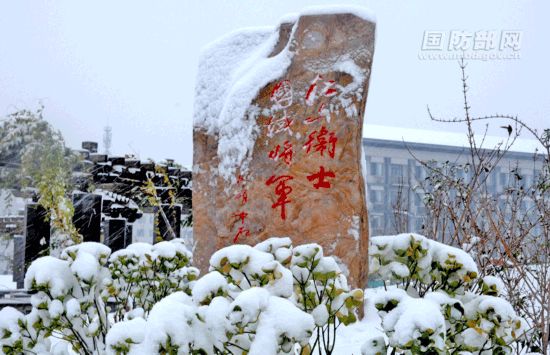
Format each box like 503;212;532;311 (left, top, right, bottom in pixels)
299;5;376;23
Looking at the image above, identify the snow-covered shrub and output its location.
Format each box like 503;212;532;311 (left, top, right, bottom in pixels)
209;238;363;354
99;242;307;354
108;237;360;354
0;243;111;354
105;238;347;354
5;233;521;354
107;240;199;319
0;239;195;354
0;237;358;354
0;306;51;354
364;233;526;354
370;232;479;297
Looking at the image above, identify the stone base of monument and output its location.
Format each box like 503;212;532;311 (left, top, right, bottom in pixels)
193;6;375;288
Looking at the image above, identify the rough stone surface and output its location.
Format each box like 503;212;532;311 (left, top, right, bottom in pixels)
193;10;375;287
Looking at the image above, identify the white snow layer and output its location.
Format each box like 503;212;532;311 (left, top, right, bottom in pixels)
24;257;77;298
194;25;288;183
106;318;147;355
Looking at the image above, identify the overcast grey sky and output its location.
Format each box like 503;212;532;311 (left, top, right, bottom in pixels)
0;1;548;167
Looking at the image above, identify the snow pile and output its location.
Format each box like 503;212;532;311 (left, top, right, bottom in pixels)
194;28;273;133
0;307;27;350
192;271;231;305
129;286;314;355
254;236;293;264
61;241;111;263
136;292;197;354
24;256;78;298
360;336;387;355
480;275;505;296
207;238;363;353
2;236;363;354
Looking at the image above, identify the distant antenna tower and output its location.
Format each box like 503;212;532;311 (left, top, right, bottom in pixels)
103;125;112;155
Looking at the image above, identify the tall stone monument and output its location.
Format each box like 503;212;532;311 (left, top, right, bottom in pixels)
193;7;375;287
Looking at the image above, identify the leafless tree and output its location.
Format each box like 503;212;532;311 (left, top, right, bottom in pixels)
396;59;549;353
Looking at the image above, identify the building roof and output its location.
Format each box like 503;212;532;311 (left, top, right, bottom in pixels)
363;124;542;154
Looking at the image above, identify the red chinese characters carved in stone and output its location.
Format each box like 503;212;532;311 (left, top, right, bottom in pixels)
233;211;248;225
235;189;248;205
265;175;294;220
305;75;338;106
307;166;336;189
305;103;330;125
268;140;293;166
304;126;338;159
233;226;250;243
267;114;293;137
232;175;250;243
271;80;293;108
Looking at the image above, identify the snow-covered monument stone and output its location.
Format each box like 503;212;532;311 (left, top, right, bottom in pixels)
193;6;375;287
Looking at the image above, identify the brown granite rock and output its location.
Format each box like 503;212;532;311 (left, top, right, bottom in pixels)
193;9;375;287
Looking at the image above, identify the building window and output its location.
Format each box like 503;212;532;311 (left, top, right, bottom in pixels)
414;165;424;180
370;162;383;176
391;164;403;175
370;189;383;204
391;164;405;184
370;215;384;234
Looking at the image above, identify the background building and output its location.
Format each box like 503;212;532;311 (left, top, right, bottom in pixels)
363;125;543;236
